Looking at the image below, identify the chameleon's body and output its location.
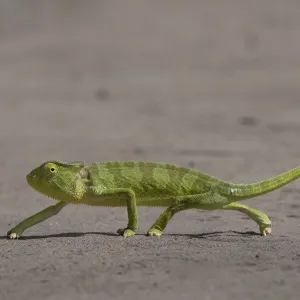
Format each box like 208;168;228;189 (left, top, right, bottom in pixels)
7;160;300;239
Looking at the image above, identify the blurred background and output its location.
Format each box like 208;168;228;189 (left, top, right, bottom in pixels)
1;0;300;172
1;1;300;299
1;0;300;226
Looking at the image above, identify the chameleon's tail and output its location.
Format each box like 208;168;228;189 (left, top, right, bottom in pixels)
230;166;300;201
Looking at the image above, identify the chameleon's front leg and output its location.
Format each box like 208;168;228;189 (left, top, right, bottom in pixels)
90;187;138;238
7;201;68;239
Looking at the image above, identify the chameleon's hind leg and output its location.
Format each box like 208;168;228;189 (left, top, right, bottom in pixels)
147;199;187;236
147;192;227;236
221;202;272;236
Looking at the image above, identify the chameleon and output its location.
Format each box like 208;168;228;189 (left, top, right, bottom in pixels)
7;160;299;239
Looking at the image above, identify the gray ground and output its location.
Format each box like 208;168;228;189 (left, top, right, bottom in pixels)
0;1;300;299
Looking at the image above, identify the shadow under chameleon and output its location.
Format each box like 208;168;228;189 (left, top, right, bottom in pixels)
1;230;264;240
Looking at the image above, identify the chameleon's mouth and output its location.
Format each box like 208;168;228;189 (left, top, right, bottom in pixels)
26;173;42;194
26;173;61;202
26;173;35;186
26;167;39;186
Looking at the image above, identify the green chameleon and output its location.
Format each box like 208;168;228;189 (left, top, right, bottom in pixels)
7;160;299;239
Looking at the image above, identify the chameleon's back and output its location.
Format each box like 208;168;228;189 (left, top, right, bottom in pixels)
86;161;223;205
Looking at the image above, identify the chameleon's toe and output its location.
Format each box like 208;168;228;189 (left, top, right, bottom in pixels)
117;228;136;238
260;225;272;236
7;227;24;240
7;231;20;240
147;228;162;237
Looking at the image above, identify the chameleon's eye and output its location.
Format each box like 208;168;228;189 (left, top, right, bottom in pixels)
44;163;58;177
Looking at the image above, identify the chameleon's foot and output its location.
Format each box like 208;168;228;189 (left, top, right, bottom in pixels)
7;230;22;240
260;225;272;236
147;228;163;237
117;228;136;238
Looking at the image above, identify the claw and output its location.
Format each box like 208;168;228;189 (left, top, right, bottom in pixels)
147;228;162;237
261;226;272;236
7;232;19;239
117;228;136;238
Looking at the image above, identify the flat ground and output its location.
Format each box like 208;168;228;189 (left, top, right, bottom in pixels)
0;1;300;299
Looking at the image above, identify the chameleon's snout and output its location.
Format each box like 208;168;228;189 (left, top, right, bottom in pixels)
26;169;38;187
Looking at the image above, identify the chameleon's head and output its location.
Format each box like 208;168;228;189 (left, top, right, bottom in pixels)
26;160;86;202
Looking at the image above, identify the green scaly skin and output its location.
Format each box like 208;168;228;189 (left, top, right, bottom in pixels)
7;160;300;239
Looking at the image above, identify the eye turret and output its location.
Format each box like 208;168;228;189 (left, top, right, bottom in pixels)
44;163;59;178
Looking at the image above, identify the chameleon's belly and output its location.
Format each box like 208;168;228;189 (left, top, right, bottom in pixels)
136;197;174;207
83;196;127;207
83;193;175;207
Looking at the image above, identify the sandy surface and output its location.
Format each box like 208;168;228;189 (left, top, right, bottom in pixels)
0;1;300;299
